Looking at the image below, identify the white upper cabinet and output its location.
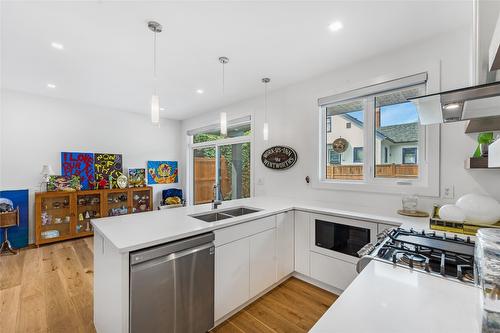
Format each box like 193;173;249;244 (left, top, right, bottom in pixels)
276;211;295;280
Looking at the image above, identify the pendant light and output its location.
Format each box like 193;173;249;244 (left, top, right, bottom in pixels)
262;77;271;141
148;21;162;125
219;56;229;136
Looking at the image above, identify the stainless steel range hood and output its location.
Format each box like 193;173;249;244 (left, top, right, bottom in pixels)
409;81;500;125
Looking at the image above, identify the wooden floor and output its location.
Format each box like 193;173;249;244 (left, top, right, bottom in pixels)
0;237;96;333
211;277;338;333
0;238;337;333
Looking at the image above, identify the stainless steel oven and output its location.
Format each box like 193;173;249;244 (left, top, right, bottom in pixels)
310;214;377;264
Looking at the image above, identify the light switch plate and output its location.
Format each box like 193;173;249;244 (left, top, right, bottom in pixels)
443;185;454;199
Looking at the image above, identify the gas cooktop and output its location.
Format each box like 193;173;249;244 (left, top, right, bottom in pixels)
358;228;475;284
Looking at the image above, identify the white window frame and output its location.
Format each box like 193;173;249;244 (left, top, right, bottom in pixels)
186;116;254;205
314;70;440;197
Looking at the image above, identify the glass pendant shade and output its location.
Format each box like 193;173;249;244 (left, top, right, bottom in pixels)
151;94;160;124
220;112;227;136
263;122;269;141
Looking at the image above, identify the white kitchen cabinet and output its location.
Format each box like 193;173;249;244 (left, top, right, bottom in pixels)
310;251;357;291
294;210;310;275
249;228;277;298
215;237;250;320
276;211;294;280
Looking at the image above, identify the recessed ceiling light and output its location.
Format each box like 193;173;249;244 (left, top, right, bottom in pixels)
160;107;165;111
47;83;56;88
328;21;343;32
196;89;204;94
51;42;64;50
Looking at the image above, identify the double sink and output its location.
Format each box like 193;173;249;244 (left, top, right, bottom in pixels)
190;206;262;222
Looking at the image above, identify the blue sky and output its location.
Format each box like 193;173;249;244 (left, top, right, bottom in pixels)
347;102;419;127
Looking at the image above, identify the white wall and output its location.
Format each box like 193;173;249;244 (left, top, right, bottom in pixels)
181;26;500;212
0;90;181;242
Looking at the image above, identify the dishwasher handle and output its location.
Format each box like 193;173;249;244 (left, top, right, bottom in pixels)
131;242;214;268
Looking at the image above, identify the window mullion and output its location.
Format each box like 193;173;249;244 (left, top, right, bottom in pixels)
364;97;375;184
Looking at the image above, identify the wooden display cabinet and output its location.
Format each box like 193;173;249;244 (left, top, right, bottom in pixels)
35;186;153;245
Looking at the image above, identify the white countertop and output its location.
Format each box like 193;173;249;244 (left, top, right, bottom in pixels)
310;260;481;333
92;195;482;333
92;195;429;253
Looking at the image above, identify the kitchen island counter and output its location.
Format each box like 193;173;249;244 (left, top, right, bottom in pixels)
92;196;429;253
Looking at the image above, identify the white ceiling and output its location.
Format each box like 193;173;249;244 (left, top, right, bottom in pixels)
1;1;471;120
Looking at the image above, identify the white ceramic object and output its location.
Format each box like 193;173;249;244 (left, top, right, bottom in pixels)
439;204;466;222
455;193;500;224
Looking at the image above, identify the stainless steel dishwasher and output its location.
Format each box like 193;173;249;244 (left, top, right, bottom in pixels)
129;232;215;333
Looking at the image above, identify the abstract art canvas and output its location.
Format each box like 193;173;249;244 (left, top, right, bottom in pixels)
128;168;147;187
94;153;123;188
147;161;178;184
61;152;94;190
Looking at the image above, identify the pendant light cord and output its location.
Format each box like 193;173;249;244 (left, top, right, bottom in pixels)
153;31;158;81
264;81;268;122
222;62;225;95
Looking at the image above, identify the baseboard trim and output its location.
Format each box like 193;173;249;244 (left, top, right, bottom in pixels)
292;272;344;296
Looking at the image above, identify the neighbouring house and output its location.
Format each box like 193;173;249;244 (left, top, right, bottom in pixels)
326;113;418;166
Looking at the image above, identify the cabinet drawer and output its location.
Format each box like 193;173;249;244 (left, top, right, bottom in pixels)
214;216;276;247
310;252;357;291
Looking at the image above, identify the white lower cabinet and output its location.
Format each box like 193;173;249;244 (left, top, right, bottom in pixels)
276;211;294;280
249;228;277;298
215;237;250;320
310;251;357;291
294;210;310;275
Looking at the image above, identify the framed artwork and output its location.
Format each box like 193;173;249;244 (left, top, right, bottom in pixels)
147;161;178;184
94;153;123;188
128;168;146;187
47;175;81;192
61;152;94;190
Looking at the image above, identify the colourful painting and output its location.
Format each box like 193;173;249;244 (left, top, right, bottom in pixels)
47;175;81;192
94;153;123;188
61;152;94;190
128;168;147;187
0;189;29;249
147;161;178;184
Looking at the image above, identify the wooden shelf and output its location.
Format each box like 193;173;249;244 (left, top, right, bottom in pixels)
465;157;500;169
465;117;500;134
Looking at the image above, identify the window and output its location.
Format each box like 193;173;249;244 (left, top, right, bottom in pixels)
329;150;341;165
324;100;364;180
353;147;363;163
326;116;332;132
189;117;251;205
402;147;417;164
317;72;440;196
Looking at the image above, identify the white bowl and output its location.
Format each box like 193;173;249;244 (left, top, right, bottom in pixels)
455;193;500;224
439;204;465;222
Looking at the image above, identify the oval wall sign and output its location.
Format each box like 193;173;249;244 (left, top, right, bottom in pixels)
261;146;298;170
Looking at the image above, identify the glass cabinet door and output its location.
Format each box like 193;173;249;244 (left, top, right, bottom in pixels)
40;193;73;241
106;190;129;216
76;192;102;234
131;189;151;213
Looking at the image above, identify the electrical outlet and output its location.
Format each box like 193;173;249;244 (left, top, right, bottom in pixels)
443;185;455;199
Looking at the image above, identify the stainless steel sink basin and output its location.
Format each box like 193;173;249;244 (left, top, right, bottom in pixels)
218;207;261;217
192;212;233;222
190;206;262;222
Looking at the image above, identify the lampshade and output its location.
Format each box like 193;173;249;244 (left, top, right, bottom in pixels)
40;165;54;176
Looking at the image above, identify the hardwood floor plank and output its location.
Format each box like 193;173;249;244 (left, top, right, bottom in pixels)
245;300;304;333
229;310;275;333
0;251;26;290
73;239;94;275
211;320;245;333
54;244;95;332
16;247;47;333
0;285;21;332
